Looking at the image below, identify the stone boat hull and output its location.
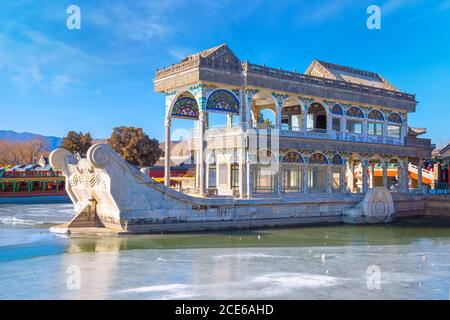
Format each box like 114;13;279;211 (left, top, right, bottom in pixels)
49;144;419;234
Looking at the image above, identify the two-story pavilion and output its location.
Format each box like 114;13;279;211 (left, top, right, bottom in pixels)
154;44;433;198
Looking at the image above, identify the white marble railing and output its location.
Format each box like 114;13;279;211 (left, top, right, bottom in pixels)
187;123;404;146
409;163;434;180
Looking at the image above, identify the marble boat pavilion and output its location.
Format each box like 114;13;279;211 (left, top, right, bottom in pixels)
154;44;433;199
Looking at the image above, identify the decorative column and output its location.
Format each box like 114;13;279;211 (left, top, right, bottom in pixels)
342;117;347;140
326;166;332;194
400;161;409;193
303;165;309;194
303;111;308;133
272;93;288;129
195;150;200;188
244;89;257;198
238;89;245;124
326;112;332;135
276;169;282;197
340;164;347;193
382;160;388;189
363;116;368;142
164;118;171;187
401;120;408;145
397;162;404;193
362;160;369;194
198;111;206;196
247;162;254;198
245;90;255;129
383;120;388;144
417;159;423;192
238;145;247;198
227;114;233;128
346;160;354;193
370;162;375;188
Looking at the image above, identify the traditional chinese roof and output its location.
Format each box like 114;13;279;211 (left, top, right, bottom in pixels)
435;143;450;159
155;44;417;111
407;127;427;137
183;43;229;61
305;60;397;91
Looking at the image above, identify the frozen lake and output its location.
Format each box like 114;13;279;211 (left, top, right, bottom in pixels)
1;203;450;299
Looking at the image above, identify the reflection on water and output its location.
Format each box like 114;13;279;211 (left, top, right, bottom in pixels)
1;203;450;299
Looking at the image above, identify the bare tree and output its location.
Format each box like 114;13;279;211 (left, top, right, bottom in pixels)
0;139;49;165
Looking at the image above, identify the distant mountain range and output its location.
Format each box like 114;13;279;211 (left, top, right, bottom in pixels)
0;130;110;151
0;130;62;150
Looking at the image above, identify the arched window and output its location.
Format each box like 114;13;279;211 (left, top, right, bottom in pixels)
281;104;302;131
253;150;276;194
346;107;364;118
368;110;384;136
388;113;402;123
307;103;327;131
331;105;343;132
309;153;328;164
331;154;343;165
346;107;364;135
331;155;343;192
282;152;303;193
257;108;276;129
387;113;402;139
208;153;216;188
307;153;328;192
332;104;343;115
282;151;304;163
206;89;240;114
368;110;384;120
171;95;199;120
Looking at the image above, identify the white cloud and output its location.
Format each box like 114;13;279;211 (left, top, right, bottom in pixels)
10;64;72;94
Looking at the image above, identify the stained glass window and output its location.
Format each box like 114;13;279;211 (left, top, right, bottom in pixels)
388;113;402;123
282;151;304;163
346;107;364;118
368;110;384;120
206;89;239;114
171;96;199;119
332;104;343;115
309;153;328;164
331;154;343;165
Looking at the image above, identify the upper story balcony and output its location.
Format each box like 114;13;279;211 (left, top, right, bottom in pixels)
186;122;432;159
192;122;404;144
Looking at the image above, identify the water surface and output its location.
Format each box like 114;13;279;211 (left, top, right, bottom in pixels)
1;203;450;299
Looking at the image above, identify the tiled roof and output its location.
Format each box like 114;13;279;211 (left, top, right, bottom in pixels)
305;60;397;91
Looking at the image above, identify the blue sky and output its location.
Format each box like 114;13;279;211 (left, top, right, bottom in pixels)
1;0;449;146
